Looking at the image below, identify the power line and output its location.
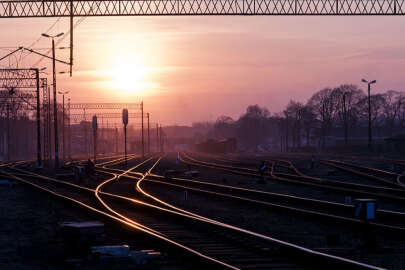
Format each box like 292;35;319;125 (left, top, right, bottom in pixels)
32;16;86;68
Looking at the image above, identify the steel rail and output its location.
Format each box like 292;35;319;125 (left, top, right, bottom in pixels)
397;170;405;188
2;159;388;269
94;155;166;235
95;157;386;269
322;159;405;189
181;152;405;202
0;168;238;270
141;173;405;230
141;176;405;232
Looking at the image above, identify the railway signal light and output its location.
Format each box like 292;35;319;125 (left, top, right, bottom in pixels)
122;108;128;125
92;115;98;132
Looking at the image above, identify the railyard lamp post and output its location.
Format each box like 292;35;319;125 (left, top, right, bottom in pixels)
58;90;69;162
361;79;376;151
42;32;64;168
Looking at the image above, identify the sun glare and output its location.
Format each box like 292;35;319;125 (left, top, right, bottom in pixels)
108;56;150;95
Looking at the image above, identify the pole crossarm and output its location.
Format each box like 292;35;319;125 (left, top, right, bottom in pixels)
23;47;71;66
0;0;404;17
69;103;141;110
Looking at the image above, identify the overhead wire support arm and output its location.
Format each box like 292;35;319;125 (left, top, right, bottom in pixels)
0;47;23;62
22;47;71;66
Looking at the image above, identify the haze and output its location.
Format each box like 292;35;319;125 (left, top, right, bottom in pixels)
1;16;405;125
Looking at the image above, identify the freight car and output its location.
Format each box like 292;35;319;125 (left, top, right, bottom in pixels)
194;138;237;154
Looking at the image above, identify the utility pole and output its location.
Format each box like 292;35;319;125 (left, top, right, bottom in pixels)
156;123;159;153
147;113;150;155
83;108;87;156
123;109;128;166
101;116;104;154
68;98;71;159
69;0;73;76
6;103;10;161
47;86;51;161
361;79;376;151
52;38;58;167
92;115;97;163
343;92;348;146
58;90;69;162
42;32;64;169
34;68;41;166
160;125;163;152
141;101;144;158
285;113;289;152
115;123;118;154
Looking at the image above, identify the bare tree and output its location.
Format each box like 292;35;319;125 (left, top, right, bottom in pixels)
285;100;304;148
214;116;235;139
357;94;385;137
332;85;365;145
307;88;335;149
381;90;403;137
301;105;317;147
237;105;270;151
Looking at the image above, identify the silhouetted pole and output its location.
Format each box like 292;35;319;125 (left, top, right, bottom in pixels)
83;108;87;156
47;86;51;160
6;103;10;161
156;123;159;152
101;116;104;153
123;109;128;166
362;79;376;151
35;68;41;166
58;90;69;162
42;32;64;168
141;101;144;158
147;113;150;155
68;98;71;159
160;125;163;152
92;115;97;163
115;124;118;154
124;125;127;165
285;114;289;152
343;92;348;146
69;0;73;76
52;39;59;167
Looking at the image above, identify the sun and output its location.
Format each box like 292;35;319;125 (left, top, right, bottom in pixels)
108;57;149;95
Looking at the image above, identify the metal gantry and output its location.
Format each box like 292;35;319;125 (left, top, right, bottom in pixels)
69;112;146;121
0;68;45;165
68;102;146;157
69;103;141;110
0;0;404;17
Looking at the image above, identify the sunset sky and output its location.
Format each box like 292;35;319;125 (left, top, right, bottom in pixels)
1;16;405;125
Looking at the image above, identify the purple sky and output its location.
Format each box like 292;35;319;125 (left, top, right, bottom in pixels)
1;16;405;125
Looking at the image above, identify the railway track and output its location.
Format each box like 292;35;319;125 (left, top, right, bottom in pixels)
0;156;389;269
180;152;405;204
141;172;405;231
96;157;385;270
321;159;405;189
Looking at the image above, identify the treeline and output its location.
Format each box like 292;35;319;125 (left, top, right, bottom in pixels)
206;85;405;151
